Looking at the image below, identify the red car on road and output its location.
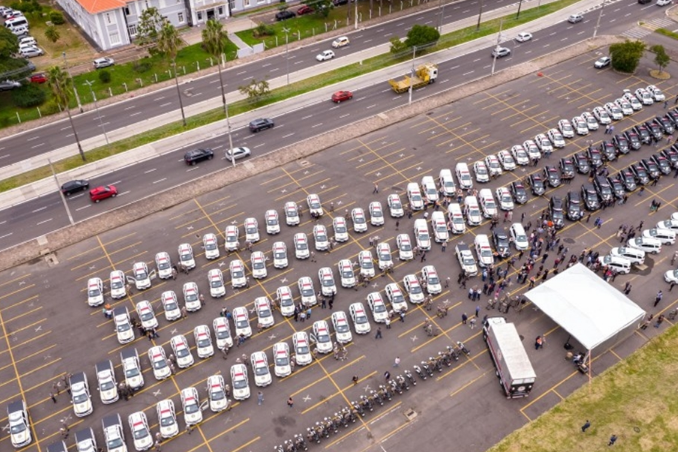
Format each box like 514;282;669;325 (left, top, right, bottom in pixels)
90;185;118;202
29;73;47;84
331;91;353;103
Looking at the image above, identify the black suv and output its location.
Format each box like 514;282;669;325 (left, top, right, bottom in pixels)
565;191;583;221
549;196;565;229
607;177;625;199
249;118;275;132
581;183;600;211
586;146;604;169
593;175;613;202
661;148;678;168
640;158;661;180
600;141;617;161
543;165;561;188
573;152;590;174
629;164;649;185
510;181;528;204
275;10;296;21
527;174;545;196
667;109;678;126
644;121;663;142
624;130;642;150
61;179;90;195
559;157;575;179
633;125;652;145
612;134;630;155
184;148;214;165
492;230;511;258
617;170;637;192
652;154;672;175
655;116;675;135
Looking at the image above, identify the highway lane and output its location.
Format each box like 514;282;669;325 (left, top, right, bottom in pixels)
0;1;666;249
1;0;546;167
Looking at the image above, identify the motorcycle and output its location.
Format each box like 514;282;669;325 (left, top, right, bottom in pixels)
294;434;308;451
353;400;365;417
307;427;319;444
360;395;373;412
284;439;296;452
371;389;384;406
388;379;401;396
439;351;452;367
396;374;409;391
413;364;426;381
404;369;417;386
382;383;394;400
447;345;460;361
421;361;434;378
456;341;471;356
316;421;329;439
337;411;348;427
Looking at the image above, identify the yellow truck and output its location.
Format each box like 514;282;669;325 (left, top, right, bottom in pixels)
388;63;438;94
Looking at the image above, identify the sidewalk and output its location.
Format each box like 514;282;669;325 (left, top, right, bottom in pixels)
0;0;608;210
182;15;259;47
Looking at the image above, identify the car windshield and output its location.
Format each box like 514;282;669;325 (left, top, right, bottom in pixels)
133;426;149;440
135;270;147;279
517;234;527;242
353;215;365;224
355;313;368;323
180;253;192;262
301;286;313;296
100;379;114;391
108;438;123;449
297;343;309;354
253;260;264;270
399;240;411;251
205;242;216;251
276;353;289;366
427;274;439;284
10;422;26;434
561;123;572;131
274;251;286;259
470;208;480;216
485;200;496;209
125;366;140;378
88;288;100;297
391;292;404;304
418;231;430;241
390;198;402;208
197;336;211;347
341;268;354;278
186;292;198;302
153;359;167;370
246;225;256;234
176;347;189;358
480;248;492;258
374;302;386;312
236;317;248;328
316;232;327;241
232;269;244;278
462;255;475;265
258;307;271;317
361;258;373;269
322;277;333;287
317;332;330;342
73;393;88;404
476;166;487;175
233;377;247;389
267;217;277;226
160;415;175;427
280;297;293;307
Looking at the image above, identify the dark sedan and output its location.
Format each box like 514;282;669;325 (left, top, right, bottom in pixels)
566;191;583;221
624;131;642;150
617;170;637;191
573;152;590;174
527;174;545;196
510;181;529;204
543;165;561;188
641;159;660;180
629;165;649;185
600;141;617;161
607;177;625;199
612;134;629;155
655;116;674;135
61;179;90;195
644;121;663;142
492;230;511;258
549;196;565;229
633;125;652;145
559;157;575;179
184;148;214;165
652;155;672;175
661;148;678;168
586;146;604;169
581;184;600;211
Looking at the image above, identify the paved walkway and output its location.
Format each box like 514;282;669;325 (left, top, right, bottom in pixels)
182;16;259;47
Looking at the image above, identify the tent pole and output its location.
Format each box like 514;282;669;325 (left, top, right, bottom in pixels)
588;351;592;390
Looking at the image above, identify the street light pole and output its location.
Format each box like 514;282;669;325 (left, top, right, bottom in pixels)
283;27;290;86
476;0;484;31
62;52;83;113
408;46;417;106
438;0;446;32
491;19;504;76
355;0;359;29
172;61;187;126
219;53;235;168
593;1;606;38
83;80;109;146
49;158;75;226
516;0;524;19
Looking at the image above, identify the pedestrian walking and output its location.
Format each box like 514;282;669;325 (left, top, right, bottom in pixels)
61;421;69;433
581;420;591;433
181;306;188;319
399;311;405;322
469;318;477;329
461;313;468;324
608;435;617;446
385;317;391;329
352;375;359;385
60;427;69;440
442;241;447;252
186;425;194;435
373;182;379;194
654;314;665;328
375;327;382;339
50;391;57;403
257;391;264;405
654;291;663;307
310;251;316;262
287;397;294;408
383;371;391;381
395;220;399;230
664;99;669;108
171;267;177;280
154;441;162;452
534;336;543;350
393;357;400;367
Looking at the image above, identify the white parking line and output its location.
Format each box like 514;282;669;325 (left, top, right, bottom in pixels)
367;104;377;109
340;114;350;119
124;106;135;110
131;112;141;116
463;71;474;76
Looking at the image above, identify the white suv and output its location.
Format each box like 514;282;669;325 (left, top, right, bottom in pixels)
414;218;432;251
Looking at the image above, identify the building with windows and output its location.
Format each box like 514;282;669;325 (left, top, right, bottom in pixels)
57;0;235;51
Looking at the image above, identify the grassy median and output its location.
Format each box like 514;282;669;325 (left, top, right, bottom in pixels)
0;0;580;193
489;324;678;452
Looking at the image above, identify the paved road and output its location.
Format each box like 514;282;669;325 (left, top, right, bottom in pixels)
0;48;676;452
0;0;512;167
0;1;668;250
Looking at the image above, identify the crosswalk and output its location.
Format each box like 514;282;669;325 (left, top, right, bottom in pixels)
623;27;652;39
622;17;675;39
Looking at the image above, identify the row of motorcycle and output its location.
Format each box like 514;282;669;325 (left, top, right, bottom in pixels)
274;341;471;452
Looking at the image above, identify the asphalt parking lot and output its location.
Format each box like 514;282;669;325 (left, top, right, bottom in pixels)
2;49;678;452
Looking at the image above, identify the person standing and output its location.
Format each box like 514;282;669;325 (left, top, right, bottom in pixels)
373;182;379;194
375;327;382;339
287;397;294;408
581;420;591;433
50;391;57;403
257;391;264;405
393;356;400;368
534;336;543;350
654;291;663;307
461;313;468;325
608;435;617;446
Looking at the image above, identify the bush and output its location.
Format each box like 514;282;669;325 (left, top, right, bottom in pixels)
133;61;152;73
11;84;46;108
10;1;41;13
253;23;275;38
98;70;111;83
50;11;65;25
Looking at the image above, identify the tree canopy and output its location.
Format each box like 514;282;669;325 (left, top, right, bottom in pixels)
136;7;166;45
651;44;670;74
609;40;645;74
404;24;440;48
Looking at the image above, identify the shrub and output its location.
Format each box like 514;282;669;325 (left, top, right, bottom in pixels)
98;70;111;83
50;11;65;25
253;23;275;38
11;84;46;108
133;61;152;73
10;1;40;13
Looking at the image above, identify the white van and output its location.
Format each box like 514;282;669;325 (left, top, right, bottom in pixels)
5;17;28;30
464;196;482;226
474;234;494;268
455;162;473;190
609;247;645;265
430;211;449;242
598;255;631;275
627;236;661;254
439;169;456;196
510;223;528;250
478;188;497;219
421;176;438;204
642;228;676;245
447;203;466;234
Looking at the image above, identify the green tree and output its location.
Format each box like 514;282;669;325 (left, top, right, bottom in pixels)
44;25;60;43
389;36;408;55
0;27;19;59
405;24;440;48
157;21;186;126
47;66;86;161
202;19;229;113
136;7;166;45
238;78;270;103
609;40;646;74
651;44;670;74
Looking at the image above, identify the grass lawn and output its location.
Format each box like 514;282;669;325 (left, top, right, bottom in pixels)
489;325;678;452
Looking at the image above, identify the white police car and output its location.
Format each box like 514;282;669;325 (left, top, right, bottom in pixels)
421;265;442;294
244;217;260;243
148;346;171;380
87;277;104;307
230;260;247;288
276;286;295;317
232;306;252;338
403;274;425;304
312;320;333;354
181;387;202;425
333;216;349;242
183;282;202;312
351;207;368;233
155;252;173;279
338;259;356;288
231;364;251;400
265;209;281;234
251;351;273;386
206;374;229;412
208;269;226;298
170;335;194;368
213;317;233;350
273;342;292;377
318;267;337;296
349;302;371;334
284;201;300;226
293;332;313;365
161;291;181;321
135;300;158;330
298;276;317;306
178;243;195;270
358;250;375;278
203;233;220;260
331;311;353;344
128;412;152;451
369;201;385;226
387;194;404;217
193;325;214;358
313;224;330;250
272;241;289;269
367;292;389;323
294;233;310;259
109;270;126;299
156;399;178;438
396;234;414;260
385;283;408;312
377;242;393;270
251;251;267;279
255;297;275;328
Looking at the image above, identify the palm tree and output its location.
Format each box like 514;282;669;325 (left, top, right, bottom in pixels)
157;21;186;126
47;66;85;161
202;19;235;166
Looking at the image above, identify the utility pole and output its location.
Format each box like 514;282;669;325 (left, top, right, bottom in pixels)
83;80;109;146
476;0;484;32
593;1;606;38
516;0;524;19
355;0;359;29
491;19;504;76
221;53;235;168
408;46;417;106
171;61;187;126
62;52;83;113
283;27;290;86
56;76;86;162
49;158;75;226
438;0;446;32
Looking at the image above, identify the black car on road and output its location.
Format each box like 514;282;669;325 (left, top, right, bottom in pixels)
492;230;511;258
586;146;604;169
573;152;590;174
510;181;528;204
633;125;652;145
600;141;617;161
249;118;275;133
608;177;625;199
526;174;545;196
61;179;90;195
184;148;214;165
612;134;630;155
652;154;672;175
549;196;565;229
